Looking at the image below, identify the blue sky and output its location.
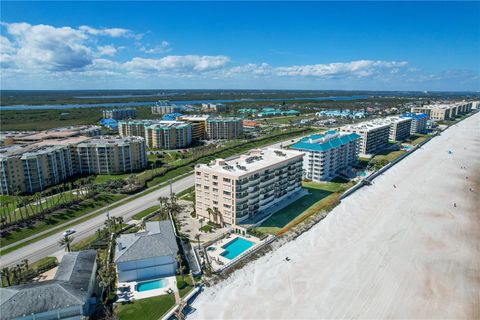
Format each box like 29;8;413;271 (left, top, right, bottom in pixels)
1;1;479;91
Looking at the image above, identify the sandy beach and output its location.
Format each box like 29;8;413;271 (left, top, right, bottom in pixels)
191;112;480;319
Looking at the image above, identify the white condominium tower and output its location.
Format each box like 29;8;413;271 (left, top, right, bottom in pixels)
291;130;360;182
194;148;304;227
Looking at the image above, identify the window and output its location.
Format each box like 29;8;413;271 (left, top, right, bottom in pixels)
204;173;209;178
204;185;209;190
213;175;218;180
213;188;218;193
223;177;231;183
223;204;231;209
213;200;218;205
223;191;231;196
213;181;218;186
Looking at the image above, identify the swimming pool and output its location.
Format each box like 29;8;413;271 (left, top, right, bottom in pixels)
136;279;168;292
220;237;254;260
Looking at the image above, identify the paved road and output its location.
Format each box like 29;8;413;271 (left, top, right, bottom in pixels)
0;133;307;268
0;175;194;268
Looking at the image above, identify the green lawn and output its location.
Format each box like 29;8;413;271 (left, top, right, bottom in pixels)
70;234;98;251
114;294;176;320
132;206;159;220
372;150;406;162
0;193;126;249
176;275;195;298
177;186;195;202
404;134;429;145
93;174;130;184
256;181;350;235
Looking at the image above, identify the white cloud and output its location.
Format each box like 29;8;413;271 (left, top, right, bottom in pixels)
0;22;134;72
139;41;171;54
78;25;132;38
274;60;409;78
123;55;230;74
97;45;117;56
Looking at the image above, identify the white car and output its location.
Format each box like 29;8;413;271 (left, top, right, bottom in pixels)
62;229;76;237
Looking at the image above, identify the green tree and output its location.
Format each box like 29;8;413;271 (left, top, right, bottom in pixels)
58;235;74;252
1;268;11;286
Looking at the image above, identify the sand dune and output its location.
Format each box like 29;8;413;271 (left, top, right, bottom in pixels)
191;113;480;319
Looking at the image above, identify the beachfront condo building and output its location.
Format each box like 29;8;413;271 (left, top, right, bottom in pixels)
194;148;304;227
145;121;192;149
118;120;192;149
206;117;243;140
382;116;412;141
103;108;137;120
401;112;428;134
177;115;210;140
151;100;182;115
411;101;473;121
291;131;359;182
339;120;391;156
76;136;147;175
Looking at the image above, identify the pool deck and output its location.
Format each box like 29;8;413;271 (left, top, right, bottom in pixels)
206;234;263;272
117;275;177;301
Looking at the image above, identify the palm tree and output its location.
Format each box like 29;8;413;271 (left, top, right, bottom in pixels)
213;207;223;227
58;235;74;252
97;263;114;300
206;208;213;222
22;259;29;271
176;254;186;282
194;234;201;250
1;268;11;286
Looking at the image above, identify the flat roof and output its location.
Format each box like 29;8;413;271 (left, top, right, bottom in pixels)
340;119;391;131
77;136;144;147
196;147;303;177
15;125;101;141
291;131;360;152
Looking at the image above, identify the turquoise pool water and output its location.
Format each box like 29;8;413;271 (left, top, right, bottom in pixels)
221;237;254;260
136;279;167;292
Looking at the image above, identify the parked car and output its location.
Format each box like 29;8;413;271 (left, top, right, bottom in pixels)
63;229;76;237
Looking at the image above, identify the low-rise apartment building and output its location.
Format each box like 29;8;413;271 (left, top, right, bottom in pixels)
151;100;182;115
201;103;227;112
195;148;304;227
76;136;147;175
103;108;137;120
401;112;428;134
339;120;391;156
12;126;103;144
145;121;192;149
118;120;148;138
206;117;243;140
0;143;76;194
177;115;210;140
0;135;148;195
291;131;359;182
118;120;192;149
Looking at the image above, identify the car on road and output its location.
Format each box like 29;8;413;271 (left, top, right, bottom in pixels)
62;229;76;237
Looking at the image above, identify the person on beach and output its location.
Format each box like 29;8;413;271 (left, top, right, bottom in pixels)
454;203;457;208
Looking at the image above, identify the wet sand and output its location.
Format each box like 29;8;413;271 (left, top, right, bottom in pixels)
191;112;480;319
